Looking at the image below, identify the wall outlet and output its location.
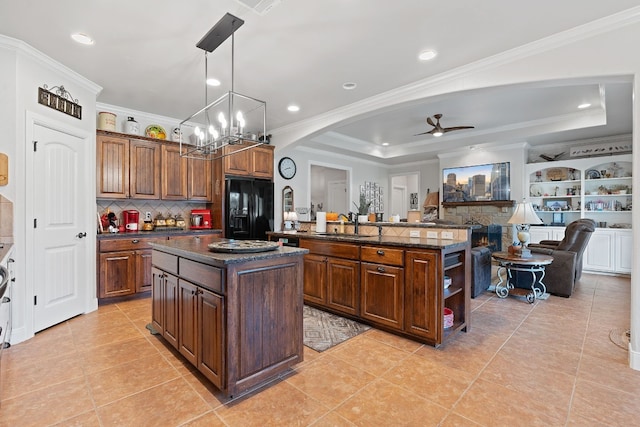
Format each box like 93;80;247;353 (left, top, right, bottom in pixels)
441;231;454;240
409;230;420;238
426;231;438;239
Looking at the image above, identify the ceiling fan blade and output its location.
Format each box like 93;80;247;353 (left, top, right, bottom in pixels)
426;116;436;127
442;126;475;133
414;130;436;136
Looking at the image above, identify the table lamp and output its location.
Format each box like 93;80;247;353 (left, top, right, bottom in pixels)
507;200;542;258
283;211;298;230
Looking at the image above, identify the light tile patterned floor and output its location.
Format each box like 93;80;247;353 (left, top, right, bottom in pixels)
1;273;638;426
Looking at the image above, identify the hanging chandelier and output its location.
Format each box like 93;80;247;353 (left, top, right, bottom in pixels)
179;13;267;160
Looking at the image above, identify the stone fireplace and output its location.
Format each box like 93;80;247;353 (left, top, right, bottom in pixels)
441;201;516;250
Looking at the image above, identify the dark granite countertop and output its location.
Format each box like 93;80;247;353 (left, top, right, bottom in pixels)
150;238;308;267
97;229;222;240
268;231;470;250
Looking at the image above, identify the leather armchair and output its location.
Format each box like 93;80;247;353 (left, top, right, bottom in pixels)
518;219;596;297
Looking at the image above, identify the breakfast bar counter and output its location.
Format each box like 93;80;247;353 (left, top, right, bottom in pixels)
150;238;307;397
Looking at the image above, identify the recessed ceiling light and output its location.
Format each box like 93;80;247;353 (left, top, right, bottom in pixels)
206;78;221;86
418;50;437;61
342;82;357;90
382;142;389;146
71;33;94;45
578;103;591;109
287;105;300;112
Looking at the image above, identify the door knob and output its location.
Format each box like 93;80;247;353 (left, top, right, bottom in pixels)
76;232;87;238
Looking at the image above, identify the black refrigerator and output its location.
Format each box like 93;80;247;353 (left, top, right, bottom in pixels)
225;178;274;240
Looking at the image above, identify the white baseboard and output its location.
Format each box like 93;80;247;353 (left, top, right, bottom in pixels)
629;342;640;371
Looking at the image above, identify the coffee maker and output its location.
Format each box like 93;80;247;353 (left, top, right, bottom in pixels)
190;209;212;229
123;210;139;232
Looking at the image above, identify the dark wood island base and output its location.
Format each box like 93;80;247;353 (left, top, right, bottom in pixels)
150;238;307;397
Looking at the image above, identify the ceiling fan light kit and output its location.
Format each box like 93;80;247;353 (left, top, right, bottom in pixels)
179;13;267;160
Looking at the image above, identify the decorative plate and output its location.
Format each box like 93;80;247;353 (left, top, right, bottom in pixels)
586;169;601;180
207;239;280;253
530;184;543;197
145;125;166;140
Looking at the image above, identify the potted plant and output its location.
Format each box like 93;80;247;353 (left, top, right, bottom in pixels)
353;194;371;223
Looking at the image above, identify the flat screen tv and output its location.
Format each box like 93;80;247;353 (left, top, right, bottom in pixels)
442;162;510;202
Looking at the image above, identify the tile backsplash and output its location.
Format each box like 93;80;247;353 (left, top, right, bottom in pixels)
97;200;207;229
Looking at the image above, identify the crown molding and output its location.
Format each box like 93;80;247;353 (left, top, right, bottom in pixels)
0;34;102;95
271;6;640;146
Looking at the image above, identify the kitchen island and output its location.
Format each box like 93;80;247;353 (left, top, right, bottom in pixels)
268;230;471;347
150;238;307;397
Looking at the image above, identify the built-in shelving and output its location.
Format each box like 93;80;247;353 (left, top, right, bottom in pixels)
526;154;632;228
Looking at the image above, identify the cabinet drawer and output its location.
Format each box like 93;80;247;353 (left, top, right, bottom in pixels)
100;237;162;252
179;258;223;294
361;246;404;267
300;240;359;259
152;251;178;275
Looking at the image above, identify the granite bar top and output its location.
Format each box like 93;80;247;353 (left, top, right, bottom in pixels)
268;231;469;251
97;229;223;240
150;238;308;267
298;220;479;229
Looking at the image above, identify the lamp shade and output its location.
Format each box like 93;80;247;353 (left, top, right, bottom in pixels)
508;201;542;225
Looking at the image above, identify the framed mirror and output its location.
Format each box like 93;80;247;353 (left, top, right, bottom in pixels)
283;186;294;214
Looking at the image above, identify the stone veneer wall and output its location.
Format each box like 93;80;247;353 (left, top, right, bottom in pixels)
0;195;13;243
442;204;515;250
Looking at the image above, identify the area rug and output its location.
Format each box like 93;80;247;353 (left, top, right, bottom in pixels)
303;305;370;352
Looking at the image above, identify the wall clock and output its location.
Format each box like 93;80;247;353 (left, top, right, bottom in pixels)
278;157;296;179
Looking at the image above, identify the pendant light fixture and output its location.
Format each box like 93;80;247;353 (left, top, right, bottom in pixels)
179;13;267;159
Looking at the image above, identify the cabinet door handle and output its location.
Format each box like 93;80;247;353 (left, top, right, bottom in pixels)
76;232;87;238
377;266;386;273
2;297;10;303
376;250;385;256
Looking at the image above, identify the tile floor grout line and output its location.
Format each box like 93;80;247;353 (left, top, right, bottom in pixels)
562;279;597;427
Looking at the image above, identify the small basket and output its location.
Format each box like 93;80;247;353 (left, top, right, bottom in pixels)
443;307;454;329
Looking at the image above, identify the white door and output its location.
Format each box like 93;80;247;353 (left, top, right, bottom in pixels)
391;185;406;217
32;123;88;332
327;180;347;213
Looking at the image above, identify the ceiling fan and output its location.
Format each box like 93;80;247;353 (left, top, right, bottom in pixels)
415;114;475;137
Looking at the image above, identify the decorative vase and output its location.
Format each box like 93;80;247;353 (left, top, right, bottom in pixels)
358;215;368;223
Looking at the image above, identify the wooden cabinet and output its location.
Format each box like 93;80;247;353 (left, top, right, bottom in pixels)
361;262;404;330
98;237;161;298
300;240;360;316
404;250;439;341
360;245;405;330
130;139;161;199
152;242;302;396
282;234;471;347
97;135;130;198
99;250;136;298
223;141;274;179
161;144;188;200
97;134;161;199
151;266;179;348
197;286;224;387
188;157;212;201
98;130;210;201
